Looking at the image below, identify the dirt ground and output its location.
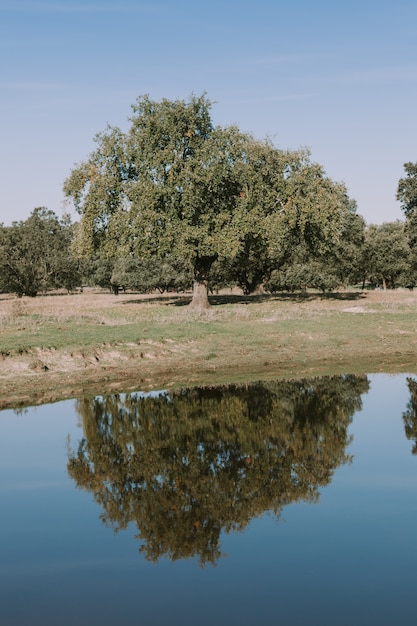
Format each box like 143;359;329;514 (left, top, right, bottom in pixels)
1;288;417;409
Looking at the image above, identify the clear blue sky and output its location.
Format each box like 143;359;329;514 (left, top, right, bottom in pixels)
1;0;416;226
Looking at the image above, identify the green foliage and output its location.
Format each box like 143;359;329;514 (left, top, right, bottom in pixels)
265;261;340;293
84;258;116;291
52;256;83;293
322;206;365;287
68;375;369;565
0;207;81;297
64;94;353;306
266;205;366;293
111;256;192;294
397;162;417;219
225;232;273;294
362;221;413;289
397;163;417;269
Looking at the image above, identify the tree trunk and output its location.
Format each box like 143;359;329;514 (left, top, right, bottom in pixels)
190;279;210;309
189;254;217;309
247;283;265;296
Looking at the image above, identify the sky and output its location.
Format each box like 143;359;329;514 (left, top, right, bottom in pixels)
1;0;417;226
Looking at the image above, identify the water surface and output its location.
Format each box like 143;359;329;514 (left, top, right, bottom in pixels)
1;374;417;625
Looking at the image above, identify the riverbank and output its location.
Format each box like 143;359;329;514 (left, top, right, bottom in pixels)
1;288;417;409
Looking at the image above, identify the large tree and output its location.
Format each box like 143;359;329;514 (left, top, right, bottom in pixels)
64;94;351;308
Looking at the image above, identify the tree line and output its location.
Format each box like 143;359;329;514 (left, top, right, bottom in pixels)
1;207;415;298
2;94;417;300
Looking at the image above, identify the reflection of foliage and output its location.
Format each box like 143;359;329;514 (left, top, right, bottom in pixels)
403;377;417;454
68;375;369;566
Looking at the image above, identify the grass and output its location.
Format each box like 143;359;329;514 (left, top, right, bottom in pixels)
1;287;417;409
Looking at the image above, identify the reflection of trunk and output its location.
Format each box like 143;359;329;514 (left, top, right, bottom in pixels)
190;254;217;309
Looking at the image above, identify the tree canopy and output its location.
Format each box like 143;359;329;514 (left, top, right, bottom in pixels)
64;94;354;307
397;162;417;219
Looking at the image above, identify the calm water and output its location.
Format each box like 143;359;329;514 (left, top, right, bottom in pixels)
1;373;417;625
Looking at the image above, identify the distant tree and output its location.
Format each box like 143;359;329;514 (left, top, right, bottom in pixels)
52;256;83;293
50;214;83;292
111;256;192;294
109;258;140;292
85;258;116;292
397;163;417;280
64;94;353;308
322;205;365;288
265;259;340;294
397;162;417;221
0;208;80;297
225;175;364;295
265;265;303;293
362;221;412;289
263;205;366;294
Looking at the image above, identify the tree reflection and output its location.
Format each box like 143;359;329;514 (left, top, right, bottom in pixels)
68;375;369;566
403;377;417;454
